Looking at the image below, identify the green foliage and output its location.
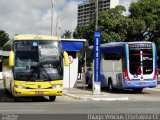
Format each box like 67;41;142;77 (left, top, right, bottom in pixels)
2;57;9;66
61;30;72;38
99;6;127;43
0;30;9;47
73;23;95;45
124;18;146;41
129;0;160;42
3;44;11;51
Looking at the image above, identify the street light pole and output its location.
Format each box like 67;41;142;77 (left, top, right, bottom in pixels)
56;11;58;36
51;0;55;36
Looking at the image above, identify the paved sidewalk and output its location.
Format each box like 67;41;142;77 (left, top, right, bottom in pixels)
63;87;129;101
63;85;160;101
155;84;160;89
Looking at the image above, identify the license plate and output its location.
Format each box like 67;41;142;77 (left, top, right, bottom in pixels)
139;82;145;85
35;91;43;95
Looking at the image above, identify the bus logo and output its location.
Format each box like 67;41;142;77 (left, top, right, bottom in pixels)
38;85;41;88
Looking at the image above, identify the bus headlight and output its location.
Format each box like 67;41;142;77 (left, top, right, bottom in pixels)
51;84;62;89
15;85;26;89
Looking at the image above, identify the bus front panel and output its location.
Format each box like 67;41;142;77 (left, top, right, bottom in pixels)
12;40;63;97
13;80;63;97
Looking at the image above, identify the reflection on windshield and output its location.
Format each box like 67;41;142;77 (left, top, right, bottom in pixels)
14;40;63;81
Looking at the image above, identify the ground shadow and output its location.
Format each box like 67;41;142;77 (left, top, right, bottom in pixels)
0;88;51;102
76;85;150;95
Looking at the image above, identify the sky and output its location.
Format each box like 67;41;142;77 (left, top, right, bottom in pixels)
0;0;137;39
119;0;138;15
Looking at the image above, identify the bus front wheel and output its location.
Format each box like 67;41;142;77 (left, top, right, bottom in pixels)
49;96;56;101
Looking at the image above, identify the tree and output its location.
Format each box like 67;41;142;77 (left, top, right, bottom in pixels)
99;5;127;43
0;30;9;48
73;23;95;45
61;30;72;39
99;5;148;42
129;0;160;42
3;44;11;51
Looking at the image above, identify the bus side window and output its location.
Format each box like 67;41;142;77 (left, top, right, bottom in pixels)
104;53;122;60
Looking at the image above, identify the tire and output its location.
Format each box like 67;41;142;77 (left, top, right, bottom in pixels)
133;88;143;93
49;96;56;101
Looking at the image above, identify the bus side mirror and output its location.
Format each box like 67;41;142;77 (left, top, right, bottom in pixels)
63;51;69;66
9;51;14;67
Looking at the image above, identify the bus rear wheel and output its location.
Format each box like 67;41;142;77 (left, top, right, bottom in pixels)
133;88;143;93
49;96;56;101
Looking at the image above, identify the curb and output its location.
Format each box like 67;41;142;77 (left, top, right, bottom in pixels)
91;97;129;101
63;92;88;101
63;92;129;101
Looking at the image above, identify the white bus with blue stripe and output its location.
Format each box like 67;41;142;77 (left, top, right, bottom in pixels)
86;41;158;92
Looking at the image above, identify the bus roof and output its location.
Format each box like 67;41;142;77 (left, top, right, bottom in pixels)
13;34;60;41
89;42;126;49
89;41;153;49
89;41;153;53
101;42;126;48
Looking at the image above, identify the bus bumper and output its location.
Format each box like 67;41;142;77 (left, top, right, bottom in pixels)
124;80;157;89
13;88;63;97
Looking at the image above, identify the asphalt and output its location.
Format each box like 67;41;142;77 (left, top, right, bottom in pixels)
63;85;160;101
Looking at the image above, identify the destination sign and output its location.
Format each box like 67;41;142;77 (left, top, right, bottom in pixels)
129;43;152;50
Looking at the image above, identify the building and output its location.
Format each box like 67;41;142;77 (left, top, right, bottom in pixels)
77;0;138;26
77;0;119;26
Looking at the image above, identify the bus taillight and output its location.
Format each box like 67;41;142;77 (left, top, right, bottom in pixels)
124;69;130;81
153;68;158;80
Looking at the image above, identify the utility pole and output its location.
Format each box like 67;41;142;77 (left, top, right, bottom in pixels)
95;0;98;31
56;11;58;36
51;0;55;36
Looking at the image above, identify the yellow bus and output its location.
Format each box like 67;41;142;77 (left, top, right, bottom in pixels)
4;34;69;101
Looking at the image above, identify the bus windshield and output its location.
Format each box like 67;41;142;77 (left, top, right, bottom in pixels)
14;40;63;81
129;43;153;75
